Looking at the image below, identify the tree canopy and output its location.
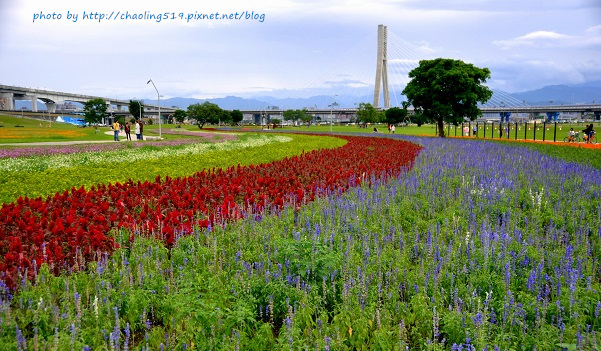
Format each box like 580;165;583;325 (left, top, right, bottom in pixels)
402;58;492;137
83;98;107;125
187;102;223;129
298;110;313;126
128;100;145;121
173;109;187;125
219;109;232;125
283;109;311;126
384;106;408;125
230;110;243;125
355;103;381;126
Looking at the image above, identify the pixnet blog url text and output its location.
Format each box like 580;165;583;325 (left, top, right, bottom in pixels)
33;11;266;23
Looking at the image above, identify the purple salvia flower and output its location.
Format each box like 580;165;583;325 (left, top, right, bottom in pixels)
15;325;27;351
324;336;331;351
124;323;131;351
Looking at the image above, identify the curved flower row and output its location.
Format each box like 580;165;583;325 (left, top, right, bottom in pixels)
0;135;422;289
0;134;291;173
0;131;237;160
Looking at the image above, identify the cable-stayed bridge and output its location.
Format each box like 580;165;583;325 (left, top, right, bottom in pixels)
243;24;600;124
263;25;598;115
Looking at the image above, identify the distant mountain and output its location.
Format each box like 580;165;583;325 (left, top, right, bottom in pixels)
149;94;380;110
147;96;269;110
511;81;601;105
153;82;601;110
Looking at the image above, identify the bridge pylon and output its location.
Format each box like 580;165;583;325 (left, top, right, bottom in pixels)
373;24;390;109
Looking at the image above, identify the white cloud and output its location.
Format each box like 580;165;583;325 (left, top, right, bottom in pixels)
585;24;601;33
482;57;601;92
519;31;571;40
493;30;573;49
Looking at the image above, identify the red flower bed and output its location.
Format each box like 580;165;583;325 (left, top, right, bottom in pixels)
0;135;421;289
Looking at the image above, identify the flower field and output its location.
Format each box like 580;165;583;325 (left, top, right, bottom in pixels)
1;133;600;350
0;133;345;205
0;133;237;159
0;135;420;291
0;128;88;140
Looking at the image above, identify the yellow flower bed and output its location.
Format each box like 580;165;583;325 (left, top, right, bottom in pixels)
0;127;87;140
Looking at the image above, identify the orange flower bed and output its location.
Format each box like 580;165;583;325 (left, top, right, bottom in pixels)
443;135;601;149
0;128;87;140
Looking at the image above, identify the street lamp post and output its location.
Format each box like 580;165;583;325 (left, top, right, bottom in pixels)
330;94;338;132
147;79;161;139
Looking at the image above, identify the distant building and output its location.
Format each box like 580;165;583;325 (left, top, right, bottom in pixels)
55;102;80;113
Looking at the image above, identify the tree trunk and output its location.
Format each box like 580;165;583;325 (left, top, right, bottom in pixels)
437;119;446;137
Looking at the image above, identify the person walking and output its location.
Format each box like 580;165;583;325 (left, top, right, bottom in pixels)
125;122;132;141
139;120;144;140
135;120;141;140
112;120;120;141
583;124;594;143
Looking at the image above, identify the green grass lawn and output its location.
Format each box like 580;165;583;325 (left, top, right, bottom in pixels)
0;114;116;143
4;113;596;144
213;121;598;141
0;115;219;143
209;123;439;136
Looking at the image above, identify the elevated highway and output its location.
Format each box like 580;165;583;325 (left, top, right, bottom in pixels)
0;84;175;115
241;104;601;124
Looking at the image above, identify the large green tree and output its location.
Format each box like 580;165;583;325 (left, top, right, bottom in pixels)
173;109;187;126
230;110;243;125
355;103;381;126
187;101;223;129
219;109;232;125
128;100;145;121
403;58;492;137
298;109;313;126
384;106;408;125
83;98;107;125
283;109;311;126
283;109;296;124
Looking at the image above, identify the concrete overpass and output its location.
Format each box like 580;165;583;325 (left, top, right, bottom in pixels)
0;84;176;115
241;104;601;124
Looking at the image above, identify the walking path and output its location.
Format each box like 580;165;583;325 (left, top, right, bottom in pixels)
104;130;162;142
446;135;601;149
0;131;161;146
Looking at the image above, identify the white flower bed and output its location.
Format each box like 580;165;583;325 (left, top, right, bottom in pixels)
0;135;292;173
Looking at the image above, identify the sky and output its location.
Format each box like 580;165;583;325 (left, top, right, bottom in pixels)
1;0;600;102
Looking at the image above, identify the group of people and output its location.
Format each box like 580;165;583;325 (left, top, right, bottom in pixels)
567;124;596;143
373;124;397;133
112;120;144;142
